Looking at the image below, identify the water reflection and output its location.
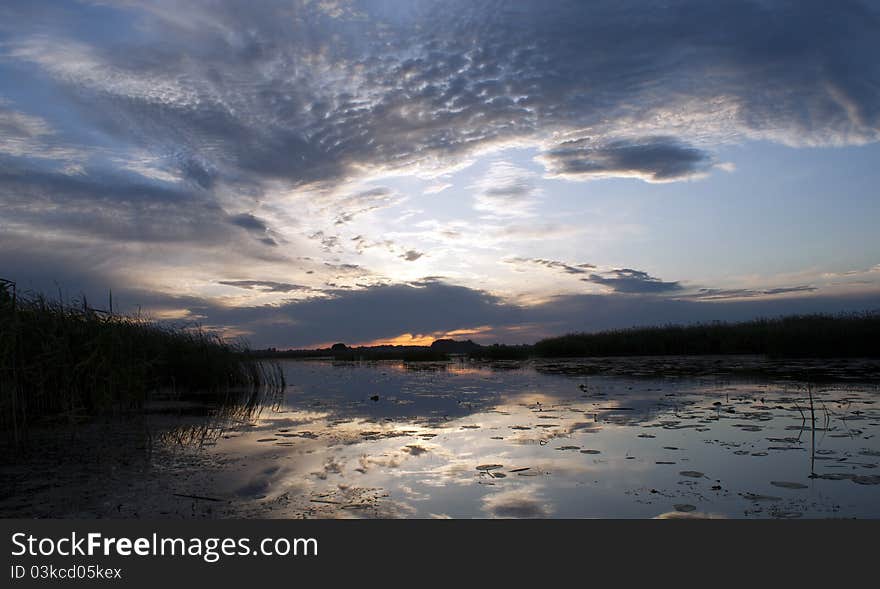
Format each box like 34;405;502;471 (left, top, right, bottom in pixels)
181;359;880;519
3;358;878;519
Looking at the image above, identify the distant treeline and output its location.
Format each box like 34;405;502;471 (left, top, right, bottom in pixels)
532;313;880;358
259;342;451;362
259;313;880;361
0;280;282;445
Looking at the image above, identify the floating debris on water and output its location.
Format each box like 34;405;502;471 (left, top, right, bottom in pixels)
740;492;782;502
679;471;706;478
770;481;809;489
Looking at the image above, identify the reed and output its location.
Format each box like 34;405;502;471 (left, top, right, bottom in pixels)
0;279;284;446
533;312;880;358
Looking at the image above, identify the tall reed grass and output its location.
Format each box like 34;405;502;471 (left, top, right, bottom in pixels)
533;313;880;358
0;279;284;446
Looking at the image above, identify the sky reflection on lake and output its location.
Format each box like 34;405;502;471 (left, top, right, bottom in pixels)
195;359;880;519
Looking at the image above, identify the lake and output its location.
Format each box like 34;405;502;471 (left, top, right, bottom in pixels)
2;357;879;518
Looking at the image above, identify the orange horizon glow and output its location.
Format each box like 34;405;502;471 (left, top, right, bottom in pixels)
353;325;495;347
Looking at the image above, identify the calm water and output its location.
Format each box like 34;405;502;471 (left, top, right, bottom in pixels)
189;359;880;519
3;358;879;519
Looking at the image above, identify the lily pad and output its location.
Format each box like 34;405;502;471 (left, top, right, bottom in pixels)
679;471;705;478
740;492;781;502
770;481;808;489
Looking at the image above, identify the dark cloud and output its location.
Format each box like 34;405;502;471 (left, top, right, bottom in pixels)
196;280;879;347
2;243;877;348
508;257;596;275
323;263;362;273
228;213;279;246
0;232;216;317
687;285;818;300
401;250;424;262
583;269;683;294
1;0;879;348
4;0;877;207
228;213;269;233
0;166;251;246
541;136;714;182
218;280;313;293
1;1;877;249
209;279;525;346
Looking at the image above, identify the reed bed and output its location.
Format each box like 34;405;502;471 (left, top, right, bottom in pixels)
0;279;284;446
534;312;880;358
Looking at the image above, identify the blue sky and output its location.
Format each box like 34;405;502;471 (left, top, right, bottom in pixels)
1;0;879;347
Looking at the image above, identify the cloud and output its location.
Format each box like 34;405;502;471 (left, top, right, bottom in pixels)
583;269;683;294
308;231;341;252
218;280;313;293
424;183;452;194
539;136;714;182
401;250;424;262
3;239;878;348
0;166;273;248
205;279;524;346
3;0;879;208
326;187;402;225
183;278;880;347
228;213;279;246
507;257;596;275
482;487;553;518
687;285;818;300
1;0;879;348
0;102;85;164
472;162;541;217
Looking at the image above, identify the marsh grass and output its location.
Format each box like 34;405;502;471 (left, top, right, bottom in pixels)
534;313;880;358
0;279;284;447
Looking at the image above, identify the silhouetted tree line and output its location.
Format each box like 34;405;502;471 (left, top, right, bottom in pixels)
533;313;880;358
259;313;880;362
260;343;449;361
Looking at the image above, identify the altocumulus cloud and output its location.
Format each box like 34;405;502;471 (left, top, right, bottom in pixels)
3;0;879;198
584;269;684;294
539;136;715;182
1;0;879;343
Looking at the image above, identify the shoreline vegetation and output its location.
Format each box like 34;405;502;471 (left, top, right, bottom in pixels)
257;312;880;362
0;280;283;447
3;278;878;446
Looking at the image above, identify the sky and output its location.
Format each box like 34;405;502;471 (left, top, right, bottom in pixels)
1;0;879;348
